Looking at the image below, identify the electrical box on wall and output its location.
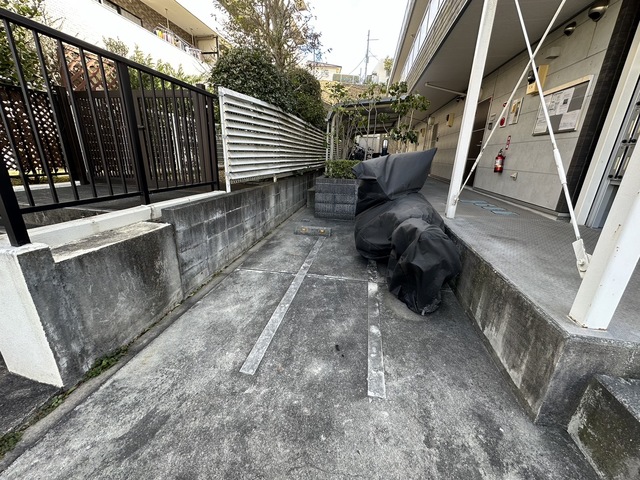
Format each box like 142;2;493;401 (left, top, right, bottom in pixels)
446;113;455;127
526;64;549;95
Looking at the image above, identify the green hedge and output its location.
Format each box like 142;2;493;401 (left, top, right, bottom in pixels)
325;160;361;179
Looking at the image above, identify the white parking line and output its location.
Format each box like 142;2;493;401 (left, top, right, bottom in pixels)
367;260;386;399
240;237;325;375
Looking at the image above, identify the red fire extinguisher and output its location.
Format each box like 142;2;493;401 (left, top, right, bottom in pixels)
494;149;505;173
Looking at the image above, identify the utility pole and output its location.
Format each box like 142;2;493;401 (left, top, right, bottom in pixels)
364;30;370;84
363;30;378;84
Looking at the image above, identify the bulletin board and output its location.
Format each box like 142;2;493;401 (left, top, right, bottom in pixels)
532;76;593;136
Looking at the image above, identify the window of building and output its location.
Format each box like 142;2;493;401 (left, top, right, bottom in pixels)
99;0;143;27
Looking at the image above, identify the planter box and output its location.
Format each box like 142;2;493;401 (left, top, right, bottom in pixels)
314;176;359;219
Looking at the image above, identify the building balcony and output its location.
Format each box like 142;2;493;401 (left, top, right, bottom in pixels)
43;0;221;75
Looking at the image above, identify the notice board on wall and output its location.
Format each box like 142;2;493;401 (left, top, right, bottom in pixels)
532;76;593;135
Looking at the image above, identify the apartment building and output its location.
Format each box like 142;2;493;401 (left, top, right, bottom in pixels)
390;0;638;229
43;0;225;76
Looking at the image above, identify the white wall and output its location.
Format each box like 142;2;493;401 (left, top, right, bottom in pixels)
428;0;621;212
44;0;209;76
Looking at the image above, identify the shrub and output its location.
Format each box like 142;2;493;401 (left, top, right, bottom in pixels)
287;67;325;129
210;47;293;112
325;160;360;179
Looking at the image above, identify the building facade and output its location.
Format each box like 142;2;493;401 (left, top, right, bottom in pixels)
43;0;225;76
307;61;343;81
390;0;638;228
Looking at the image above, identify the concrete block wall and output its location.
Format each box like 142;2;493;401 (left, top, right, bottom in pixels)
314;177;358;219
1;173;316;388
162;174;316;296
427;0;622;213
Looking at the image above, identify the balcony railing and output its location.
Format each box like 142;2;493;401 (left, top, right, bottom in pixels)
154;25;203;61
0;7;220;247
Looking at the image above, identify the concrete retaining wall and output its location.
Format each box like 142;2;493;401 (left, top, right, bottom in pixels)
451;227;640;425
2;173;316;387
568;375;640;480
163;175;316;294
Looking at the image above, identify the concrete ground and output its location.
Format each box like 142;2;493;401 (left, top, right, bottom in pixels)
0;359;59;437
419;178;638;342
0;207;598;479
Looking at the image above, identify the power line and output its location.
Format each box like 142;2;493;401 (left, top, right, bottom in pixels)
347;56;366;76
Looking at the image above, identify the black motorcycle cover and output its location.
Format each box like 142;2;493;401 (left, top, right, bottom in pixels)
352;148;437;215
387;218;462;315
354;193;444;260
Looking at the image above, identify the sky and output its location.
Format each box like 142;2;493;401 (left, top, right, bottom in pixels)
307;0;408;76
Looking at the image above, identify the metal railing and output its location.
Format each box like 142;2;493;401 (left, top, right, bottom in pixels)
218;87;325;191
0;7;220;247
154;25;203;61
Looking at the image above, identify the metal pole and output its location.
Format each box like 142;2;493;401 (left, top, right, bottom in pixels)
117;63;151;205
569;141;640;329
217;87;232;192
454;0;567;203
364;30;370;84
0;160;30;246
513;0;591;276
325;118;331;162
445;0;498;219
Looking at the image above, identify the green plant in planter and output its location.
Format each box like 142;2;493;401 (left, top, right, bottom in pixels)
324;159;360;179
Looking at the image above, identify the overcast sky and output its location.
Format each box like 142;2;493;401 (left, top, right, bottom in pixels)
307;0;408;75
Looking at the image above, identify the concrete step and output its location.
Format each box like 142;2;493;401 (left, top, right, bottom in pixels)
568;375;640;480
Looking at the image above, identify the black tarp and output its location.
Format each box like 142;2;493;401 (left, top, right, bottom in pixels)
387;218;462;314
353;149;438;215
354;192;443;260
352;147;462;314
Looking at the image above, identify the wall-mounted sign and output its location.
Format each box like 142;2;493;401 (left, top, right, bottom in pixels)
508;98;523;125
533;76;593;136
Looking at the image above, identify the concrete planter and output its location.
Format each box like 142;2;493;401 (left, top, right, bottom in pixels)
314;176;359;219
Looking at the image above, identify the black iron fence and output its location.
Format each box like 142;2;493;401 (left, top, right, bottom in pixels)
0;8;220;247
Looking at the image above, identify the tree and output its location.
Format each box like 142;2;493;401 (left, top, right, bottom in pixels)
0;0;55;88
383;57;393;78
102;38;206;87
210;47;326;128
210;46;293;112
213;0;321;71
387;81;429;149
327;81;430;158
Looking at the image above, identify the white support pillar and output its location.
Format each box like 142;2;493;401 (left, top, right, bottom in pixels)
445;0;498;219
569;145;640;329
